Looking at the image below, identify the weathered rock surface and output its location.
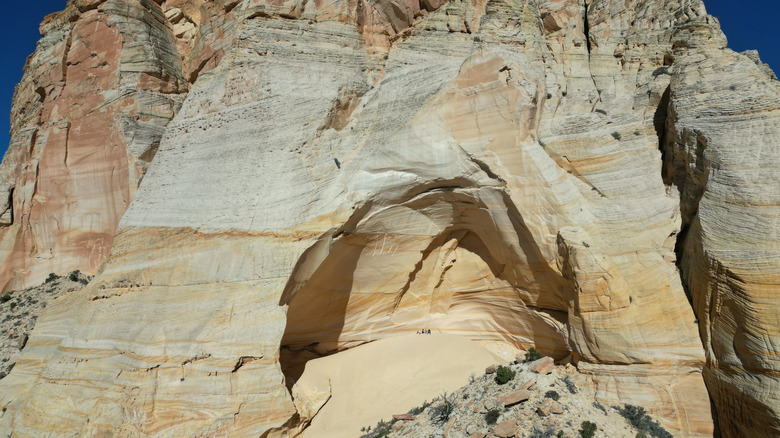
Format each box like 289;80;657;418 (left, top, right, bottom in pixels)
0;0;191;291
0;0;776;437
663;17;780;438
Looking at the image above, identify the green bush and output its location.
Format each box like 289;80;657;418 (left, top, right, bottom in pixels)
611;131;622;141
580;421;597;438
545;390;560;401
9;302;16;310
614;405;672;438
485;409;500;425
525;347;542;362
0;293;11;303
495;365;516;385
45;273;58;283
408;400;431;415
69;270;81;282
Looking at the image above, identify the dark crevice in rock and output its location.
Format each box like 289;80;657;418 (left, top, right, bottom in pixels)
657;85;703;308
2;187;14;226
187;57;210;84
34;87;46;104
224;1;241;14
657;94;691;306
654;86;671;162
582;0;591;54
231;355;262;372
181;354;211;366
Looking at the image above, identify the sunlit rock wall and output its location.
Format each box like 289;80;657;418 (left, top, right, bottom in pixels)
0;0;777;437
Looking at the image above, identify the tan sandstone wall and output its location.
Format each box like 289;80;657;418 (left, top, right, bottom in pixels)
0;0;776;437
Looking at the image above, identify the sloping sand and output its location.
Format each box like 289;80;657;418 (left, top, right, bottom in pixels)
295;334;504;437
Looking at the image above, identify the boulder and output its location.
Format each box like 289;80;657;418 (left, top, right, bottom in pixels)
496;389;530;407
532;357;555;375
491;420;519;438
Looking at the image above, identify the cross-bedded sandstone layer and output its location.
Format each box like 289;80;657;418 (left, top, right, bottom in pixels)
0;0;777;437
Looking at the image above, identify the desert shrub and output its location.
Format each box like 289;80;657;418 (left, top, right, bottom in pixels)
611;131;622;141
579;421;597;438
595;109;607;115
637;432;648;438
525;347;542;362
0;293;11;303
361;421;394;438
495;365;516;385
408;399;431;416
45;273;58;283
9;302;16;310
429;393;455;425
558;432;565;438
69;270;81;282
563;376;577;394
545;390;560;401
615;405;672;438
485;408;501;425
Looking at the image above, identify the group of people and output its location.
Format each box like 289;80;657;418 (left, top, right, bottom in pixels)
416;329;432;334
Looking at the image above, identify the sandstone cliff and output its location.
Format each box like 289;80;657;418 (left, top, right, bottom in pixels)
0;0;777;437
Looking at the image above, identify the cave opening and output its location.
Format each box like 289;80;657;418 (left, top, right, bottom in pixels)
278;190;571;391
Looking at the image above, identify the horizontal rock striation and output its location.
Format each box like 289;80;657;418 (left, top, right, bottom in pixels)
0;0;776;437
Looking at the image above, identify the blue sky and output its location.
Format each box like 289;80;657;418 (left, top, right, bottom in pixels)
1;0;778;158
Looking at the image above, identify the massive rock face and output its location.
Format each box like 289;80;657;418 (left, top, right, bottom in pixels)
0;0;190;291
0;0;776;437
663;19;780;437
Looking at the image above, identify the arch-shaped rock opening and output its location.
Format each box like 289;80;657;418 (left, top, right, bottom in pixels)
279;187;571;388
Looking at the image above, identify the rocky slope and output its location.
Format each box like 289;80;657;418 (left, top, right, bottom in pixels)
359;354;671;438
0;272;90;379
0;0;777;437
